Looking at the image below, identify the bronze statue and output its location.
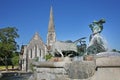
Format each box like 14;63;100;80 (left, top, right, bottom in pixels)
87;19;107;55
89;19;105;41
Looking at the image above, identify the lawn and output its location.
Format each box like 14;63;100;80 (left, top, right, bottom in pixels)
0;65;19;71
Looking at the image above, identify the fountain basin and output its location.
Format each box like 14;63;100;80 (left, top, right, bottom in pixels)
96;52;120;57
32;61;66;68
32;60;96;80
0;72;33;80
96;56;120;67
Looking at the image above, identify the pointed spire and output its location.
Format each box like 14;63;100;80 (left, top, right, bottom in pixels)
48;6;55;32
47;6;56;47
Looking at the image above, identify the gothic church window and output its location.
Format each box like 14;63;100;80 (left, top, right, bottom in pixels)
35;45;37;57
39;49;41;57
49;34;53;40
30;49;32;58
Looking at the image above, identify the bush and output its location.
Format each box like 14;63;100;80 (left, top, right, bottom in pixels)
44;54;53;60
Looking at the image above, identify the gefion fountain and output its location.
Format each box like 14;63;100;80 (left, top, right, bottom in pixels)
30;19;120;80
86;19;120;80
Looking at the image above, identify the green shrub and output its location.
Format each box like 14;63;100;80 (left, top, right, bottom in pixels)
44;54;53;60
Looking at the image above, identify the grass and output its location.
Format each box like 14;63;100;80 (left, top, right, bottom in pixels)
0;65;19;71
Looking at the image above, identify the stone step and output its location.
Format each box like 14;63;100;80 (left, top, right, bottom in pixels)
54;74;70;80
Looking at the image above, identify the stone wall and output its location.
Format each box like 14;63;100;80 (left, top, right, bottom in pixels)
91;56;120;80
64;61;96;79
32;61;69;80
32;56;120;80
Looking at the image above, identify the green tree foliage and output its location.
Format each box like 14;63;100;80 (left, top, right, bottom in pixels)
0;27;19;71
12;56;19;66
112;49;117;52
112;49;120;53
11;52;19;66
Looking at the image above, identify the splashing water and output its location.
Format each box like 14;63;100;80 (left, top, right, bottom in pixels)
87;33;108;55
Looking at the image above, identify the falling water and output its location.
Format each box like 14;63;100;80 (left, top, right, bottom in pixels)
87;33;108;55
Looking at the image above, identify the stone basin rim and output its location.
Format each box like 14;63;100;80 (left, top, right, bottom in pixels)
32;61;67;68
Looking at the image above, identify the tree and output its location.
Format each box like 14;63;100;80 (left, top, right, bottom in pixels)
0;27;19;71
112;49;120;53
112;49;117;52
12;55;19;69
11;52;19;70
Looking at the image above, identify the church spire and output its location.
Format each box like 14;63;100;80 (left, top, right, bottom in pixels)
48;6;55;32
47;6;56;49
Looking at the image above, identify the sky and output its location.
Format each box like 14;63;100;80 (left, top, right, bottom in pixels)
0;0;120;51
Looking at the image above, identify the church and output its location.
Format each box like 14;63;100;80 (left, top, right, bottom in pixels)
20;6;56;71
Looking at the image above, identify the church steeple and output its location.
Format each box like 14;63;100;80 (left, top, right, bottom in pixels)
47;6;56;50
48;6;55;32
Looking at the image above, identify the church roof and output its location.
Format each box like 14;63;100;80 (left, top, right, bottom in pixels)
33;32;41;40
30;32;43;43
27;32;46;49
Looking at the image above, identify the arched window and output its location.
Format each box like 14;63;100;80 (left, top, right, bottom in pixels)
39;49;41;57
30;49;32;58
49;33;53;40
35;45;37;57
